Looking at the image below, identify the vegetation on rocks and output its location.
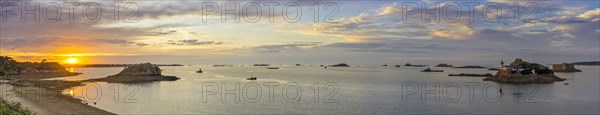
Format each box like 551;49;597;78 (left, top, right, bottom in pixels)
0;98;35;115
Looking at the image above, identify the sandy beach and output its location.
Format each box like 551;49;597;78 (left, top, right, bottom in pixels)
1;83;51;114
1;80;114;115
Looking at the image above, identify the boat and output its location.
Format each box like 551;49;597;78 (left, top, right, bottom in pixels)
266;67;279;69
247;69;258;80
196;68;203;73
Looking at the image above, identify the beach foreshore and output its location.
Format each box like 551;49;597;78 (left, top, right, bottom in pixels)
1;79;115;115
1;83;51;114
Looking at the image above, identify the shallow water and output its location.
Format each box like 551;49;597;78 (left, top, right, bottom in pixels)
58;66;599;114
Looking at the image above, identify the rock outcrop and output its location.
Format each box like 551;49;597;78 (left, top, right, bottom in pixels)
92;63;179;83
483;59;565;83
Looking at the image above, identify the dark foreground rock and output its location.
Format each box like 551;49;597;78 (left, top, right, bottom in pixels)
484;59;565;83
90;63;179;83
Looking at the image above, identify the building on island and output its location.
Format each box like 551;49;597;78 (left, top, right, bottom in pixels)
552;63;582;72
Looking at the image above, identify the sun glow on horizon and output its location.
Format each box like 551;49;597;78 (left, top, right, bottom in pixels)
65;58;79;64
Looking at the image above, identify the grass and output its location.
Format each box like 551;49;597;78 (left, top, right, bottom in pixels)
0;97;35;115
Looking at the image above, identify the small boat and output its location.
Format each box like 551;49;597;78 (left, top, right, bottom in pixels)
247;69;258;80
266;67;279;69
246;77;257;80
196;68;203;73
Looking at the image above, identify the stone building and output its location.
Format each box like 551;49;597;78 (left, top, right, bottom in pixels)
552;63;582;72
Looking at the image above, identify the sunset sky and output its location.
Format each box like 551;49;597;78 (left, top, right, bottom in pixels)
1;0;598;65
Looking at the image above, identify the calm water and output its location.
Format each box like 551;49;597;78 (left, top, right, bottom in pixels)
56;65;599;114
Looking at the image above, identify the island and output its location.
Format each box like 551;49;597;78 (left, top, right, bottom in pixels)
435;63;453;67
449;73;494;77
253;64;270;66
453;65;486;69
89;63;179;83
213;64;233;67
404;63;427;67
63;64;183;68
329;63;351;67
483;59;566;83
421;67;444;72
570;61;600;65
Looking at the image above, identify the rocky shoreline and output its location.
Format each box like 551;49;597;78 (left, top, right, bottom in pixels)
7;80;115;114
1;56;115;114
1;61;178;114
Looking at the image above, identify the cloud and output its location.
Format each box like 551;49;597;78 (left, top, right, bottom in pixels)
252;42;322;53
576;8;600;20
378;4;401;16
429;24;475;39
325;42;386;49
166;40;224;46
0;36;132;52
549;39;572;47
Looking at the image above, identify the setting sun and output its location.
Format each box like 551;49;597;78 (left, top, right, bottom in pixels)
65;58;79;64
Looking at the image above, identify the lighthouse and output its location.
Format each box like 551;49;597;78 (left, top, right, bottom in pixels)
500;60;505;69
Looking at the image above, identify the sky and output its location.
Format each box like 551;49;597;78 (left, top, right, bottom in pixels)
0;0;599;65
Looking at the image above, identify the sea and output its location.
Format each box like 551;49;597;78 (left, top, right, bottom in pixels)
48;65;599;114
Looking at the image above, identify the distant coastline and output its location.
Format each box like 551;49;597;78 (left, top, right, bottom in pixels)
63;64;183;68
570;61;600;66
